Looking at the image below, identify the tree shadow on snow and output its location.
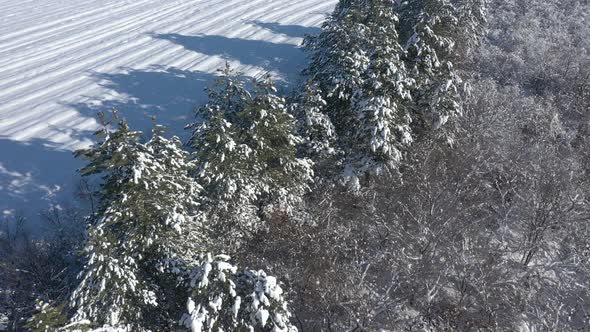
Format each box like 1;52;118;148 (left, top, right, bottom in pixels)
3;28;319;228
150;33;307;87
0;137;85;232
70;66;217;139
3;67;217;229
247;21;322;39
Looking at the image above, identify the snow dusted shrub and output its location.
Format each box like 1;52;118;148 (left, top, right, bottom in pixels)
180;254;297;332
3;209;85;331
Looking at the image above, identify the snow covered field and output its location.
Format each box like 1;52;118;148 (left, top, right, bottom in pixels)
0;0;336;225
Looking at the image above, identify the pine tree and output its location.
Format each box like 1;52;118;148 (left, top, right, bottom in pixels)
343;0;415;190
292;82;337;164
242;76;313;214
397;0;487;134
456;0;488;55
180;254;297;332
187;66;312;249
304;0;415;189
303;0;370;131
301;0;487;189
397;0;463;133
186;64;259;247
67;113;202;330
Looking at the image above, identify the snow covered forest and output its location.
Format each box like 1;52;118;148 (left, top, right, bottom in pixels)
1;0;590;330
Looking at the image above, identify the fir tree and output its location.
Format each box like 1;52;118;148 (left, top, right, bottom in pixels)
187;66;312;249
180;254;297;332
456;0;488;55
304;0;415;189
242;76;313;214
344;0;415;189
397;0;487;134
292;82;337;164
186;64;259;247
67;113;202;330
303;0;370;131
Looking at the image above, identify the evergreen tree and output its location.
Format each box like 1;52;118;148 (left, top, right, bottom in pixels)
67;113;202;330
180;254;297;332
303;0;370;131
456;0;488;54
344;0;415;189
292;82;337;165
397;0;487;134
301;0;487;189
187;66;312;249
398;0;463;132
186;64;259;247
304;0;414;189
242;76;313;214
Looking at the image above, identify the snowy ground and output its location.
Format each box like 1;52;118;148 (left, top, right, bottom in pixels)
0;0;336;226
